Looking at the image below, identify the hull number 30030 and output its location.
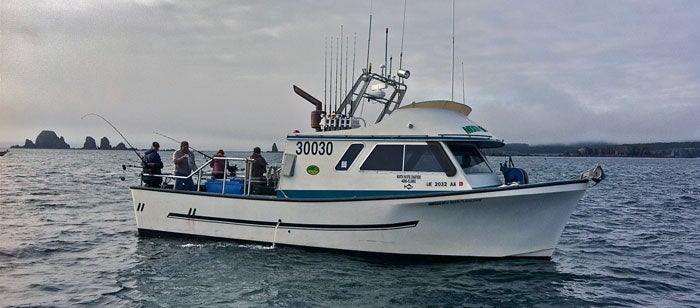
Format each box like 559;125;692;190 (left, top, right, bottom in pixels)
296;141;333;155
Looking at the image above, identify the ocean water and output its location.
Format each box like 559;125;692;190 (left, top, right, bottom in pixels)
0;149;698;307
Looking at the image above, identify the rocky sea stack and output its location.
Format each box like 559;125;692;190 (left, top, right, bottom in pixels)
11;130;70;149
83;137;98;149
99;137;112;150
11;131;135;150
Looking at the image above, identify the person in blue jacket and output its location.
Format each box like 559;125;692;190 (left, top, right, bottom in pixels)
141;141;164;187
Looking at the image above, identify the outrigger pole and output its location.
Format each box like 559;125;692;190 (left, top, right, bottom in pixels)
152;131;212;159
81;113;143;162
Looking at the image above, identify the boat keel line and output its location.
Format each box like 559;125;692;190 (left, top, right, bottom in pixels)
166;212;419;231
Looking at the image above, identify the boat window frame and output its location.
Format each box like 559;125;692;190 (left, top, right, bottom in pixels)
335;143;365;171
444;142;493;174
427;141;457;176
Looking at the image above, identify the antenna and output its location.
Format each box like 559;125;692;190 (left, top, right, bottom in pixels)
461;61;466;104
335;37;340;112
366;6;373;70
451;0;455;102
330;37;334;112
389;56;393;77
399;0;406;71
340;25;344;104
352;32;357;82
324;37;328;113
345;36;349;98
384;27;388;77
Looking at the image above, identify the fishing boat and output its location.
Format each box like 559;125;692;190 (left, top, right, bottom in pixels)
0;149;8;156
129;61;605;258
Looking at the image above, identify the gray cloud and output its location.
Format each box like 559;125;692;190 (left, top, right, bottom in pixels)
1;0;698;150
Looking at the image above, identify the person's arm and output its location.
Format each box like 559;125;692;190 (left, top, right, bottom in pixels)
173;151;187;164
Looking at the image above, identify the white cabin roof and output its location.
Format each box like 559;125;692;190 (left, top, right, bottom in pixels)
292;101;504;148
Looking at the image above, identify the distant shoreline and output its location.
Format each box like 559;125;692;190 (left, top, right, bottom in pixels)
483;141;700;158
7;141;699;158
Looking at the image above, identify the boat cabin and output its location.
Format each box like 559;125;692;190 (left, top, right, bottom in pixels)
275;101;505;198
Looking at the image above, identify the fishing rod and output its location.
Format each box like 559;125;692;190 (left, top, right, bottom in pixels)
152;131;212;159
81;113;143;162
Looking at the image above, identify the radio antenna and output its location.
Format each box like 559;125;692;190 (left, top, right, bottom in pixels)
335;37;340;112
352;32;357;82
384;27;388;77
399;0;406;71
389;55;393;77
366;2;373;70
462;61;466;104
340;25;344;104
345;36;349;98
324;37;328;113
451;0;455;101
329;37;334;113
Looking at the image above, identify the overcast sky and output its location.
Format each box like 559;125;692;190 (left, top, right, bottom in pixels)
2;0;699;150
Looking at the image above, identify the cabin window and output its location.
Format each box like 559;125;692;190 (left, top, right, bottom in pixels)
360;143;456;175
360;145;404;171
427;141;457;176
335;144;364;171
445;142;492;174
404;145;444;172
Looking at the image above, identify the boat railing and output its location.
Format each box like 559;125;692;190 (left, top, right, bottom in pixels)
141;156;278;196
139;160;214;192
206;156;250;195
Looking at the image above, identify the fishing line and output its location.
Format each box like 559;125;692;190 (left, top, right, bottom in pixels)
152;131;212;159
81;113;143;162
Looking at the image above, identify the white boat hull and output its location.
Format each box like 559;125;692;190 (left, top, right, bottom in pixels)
130;180;588;258
131;181;587;258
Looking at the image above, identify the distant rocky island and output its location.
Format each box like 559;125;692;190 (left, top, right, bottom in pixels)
11;130;698;158
11;130;70;149
11;130;131;150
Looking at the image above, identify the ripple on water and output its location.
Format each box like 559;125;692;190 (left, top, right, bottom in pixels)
1;152;699;306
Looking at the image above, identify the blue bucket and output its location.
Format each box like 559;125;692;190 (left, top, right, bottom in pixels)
205;178;244;194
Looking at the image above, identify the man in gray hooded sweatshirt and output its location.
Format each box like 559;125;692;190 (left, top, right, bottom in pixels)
173;141;197;191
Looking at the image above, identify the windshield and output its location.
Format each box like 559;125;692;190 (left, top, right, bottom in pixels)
444;142;492;174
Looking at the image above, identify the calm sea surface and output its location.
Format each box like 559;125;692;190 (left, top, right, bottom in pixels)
0;149;698;307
